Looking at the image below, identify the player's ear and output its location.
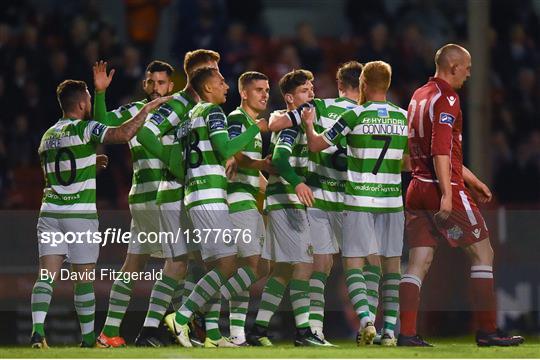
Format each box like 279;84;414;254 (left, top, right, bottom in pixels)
337;80;344;92
168;81;174;93
285;93;293;104
203;81;212;95
240;88;248;100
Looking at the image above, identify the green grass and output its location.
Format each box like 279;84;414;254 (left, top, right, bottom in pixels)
4;337;540;358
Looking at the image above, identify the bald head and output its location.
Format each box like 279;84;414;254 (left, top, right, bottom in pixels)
435;44;470;71
434;44;471;89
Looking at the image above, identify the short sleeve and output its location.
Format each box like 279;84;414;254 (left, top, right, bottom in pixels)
147;99;188;137
80;120;109;144
431;95;459;156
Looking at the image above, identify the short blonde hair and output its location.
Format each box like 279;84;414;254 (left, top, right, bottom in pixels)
183;49;220;79
361;61;392;92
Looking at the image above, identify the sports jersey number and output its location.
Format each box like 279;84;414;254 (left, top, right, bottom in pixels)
408;99;427;138
330;143;347;171
54;148;77;186
185;132;203;169
371;135;391;175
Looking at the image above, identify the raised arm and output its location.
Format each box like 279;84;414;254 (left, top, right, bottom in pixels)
102;96;172;144
92;61;124;126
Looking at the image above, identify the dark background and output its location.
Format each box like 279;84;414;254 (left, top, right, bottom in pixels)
0;0;539;345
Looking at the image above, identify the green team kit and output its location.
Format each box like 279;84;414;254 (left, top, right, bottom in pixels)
94;93;164;258
33;78;410;348
226;107;266;256
35;117;111;347
139;91;200;261
322;101;407;259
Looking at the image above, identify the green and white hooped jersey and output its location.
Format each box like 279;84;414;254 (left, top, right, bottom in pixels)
108;99;163;206
38;118;109;219
308;97;357;211
265;126;308;211
227;107;262;213
182;101;229;209
143;91;197;205
323;101;408;213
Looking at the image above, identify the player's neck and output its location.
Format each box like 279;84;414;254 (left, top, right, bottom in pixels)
339;89;359;103
366;93;386;103
433;72;455;89
183;85;200;103
240;103;259;120
201;93;219;104
62;111;82;120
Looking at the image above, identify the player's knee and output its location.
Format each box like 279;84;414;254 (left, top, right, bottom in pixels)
163;258;188;279
408;255;432;277
469;239;494;266
255;259;270;279
122;254;148;272
217;256;238;278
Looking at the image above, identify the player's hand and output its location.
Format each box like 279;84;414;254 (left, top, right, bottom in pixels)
93;61;115;92
295;183;314;207
226;157;238;180
301;107;315;127
471;181;492;203
261;154;277;175
96;154;108;171
434;194;452;228
143;95;173;113
256;118;269;132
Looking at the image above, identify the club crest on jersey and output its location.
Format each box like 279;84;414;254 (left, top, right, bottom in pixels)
447;225;463;240
439;112;455;126
307;244;314;257
377;108;389;118
91;123;107;137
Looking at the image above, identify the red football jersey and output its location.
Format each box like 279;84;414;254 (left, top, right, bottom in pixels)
407;77;464;186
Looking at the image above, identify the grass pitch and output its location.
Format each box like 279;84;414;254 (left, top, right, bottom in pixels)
3;337;540;358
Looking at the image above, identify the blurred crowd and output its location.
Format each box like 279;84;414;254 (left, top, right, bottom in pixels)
1;0;540;209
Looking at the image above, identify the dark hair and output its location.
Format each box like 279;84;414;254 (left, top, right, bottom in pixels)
337;61;363;89
183;49;220;78
278;69;314;95
238;71;268;90
190;67;219;96
146;60;174;76
56;80;87;112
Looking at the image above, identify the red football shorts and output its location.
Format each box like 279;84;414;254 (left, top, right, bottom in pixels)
405;178;489;248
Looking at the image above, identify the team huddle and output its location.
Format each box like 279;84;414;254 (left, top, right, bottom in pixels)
31;44;525;350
